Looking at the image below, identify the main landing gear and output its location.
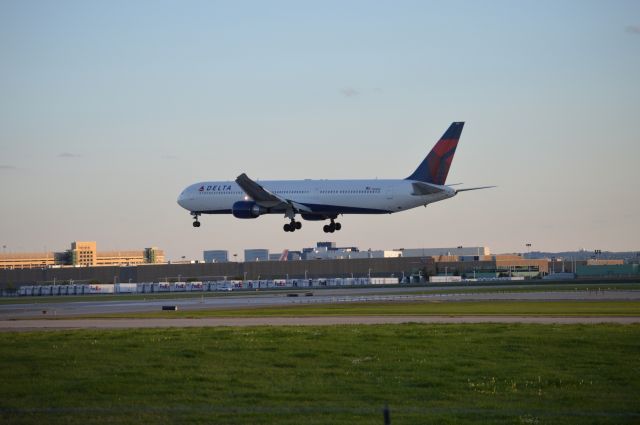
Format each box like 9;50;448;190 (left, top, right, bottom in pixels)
283;219;302;232
323;219;342;233
191;212;201;228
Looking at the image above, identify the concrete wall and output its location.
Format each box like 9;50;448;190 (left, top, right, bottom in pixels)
576;264;639;277
0;257;436;287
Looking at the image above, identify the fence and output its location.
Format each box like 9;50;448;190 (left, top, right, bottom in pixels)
16;277;400;297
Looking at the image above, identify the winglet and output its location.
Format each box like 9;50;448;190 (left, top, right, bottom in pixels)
406;122;464;185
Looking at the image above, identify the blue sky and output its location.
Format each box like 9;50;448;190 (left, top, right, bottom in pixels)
1;0;639;260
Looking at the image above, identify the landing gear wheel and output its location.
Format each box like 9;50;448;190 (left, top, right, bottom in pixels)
191;212;201;228
335;222;342;231
284;219;300;233
324;219;337;233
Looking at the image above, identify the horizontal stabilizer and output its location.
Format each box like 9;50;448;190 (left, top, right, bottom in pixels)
455;186;496;193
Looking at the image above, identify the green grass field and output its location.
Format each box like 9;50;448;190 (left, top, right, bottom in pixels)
83;300;640;319
1;324;639;424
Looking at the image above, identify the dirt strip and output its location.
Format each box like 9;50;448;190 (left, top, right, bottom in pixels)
1;316;640;331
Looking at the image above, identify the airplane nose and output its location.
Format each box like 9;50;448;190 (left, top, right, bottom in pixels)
177;191;188;209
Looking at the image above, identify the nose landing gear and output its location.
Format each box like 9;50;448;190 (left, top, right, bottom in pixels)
191;212;201;228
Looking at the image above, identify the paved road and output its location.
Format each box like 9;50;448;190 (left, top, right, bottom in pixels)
1;316;639;331
1;287;639;319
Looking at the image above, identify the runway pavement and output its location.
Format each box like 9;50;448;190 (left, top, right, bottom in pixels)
1;315;640;331
0;285;638;321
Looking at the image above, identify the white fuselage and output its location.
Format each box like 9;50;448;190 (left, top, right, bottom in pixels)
177;179;455;217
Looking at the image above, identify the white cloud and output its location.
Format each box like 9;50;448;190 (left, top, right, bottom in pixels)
340;87;360;97
625;25;640;34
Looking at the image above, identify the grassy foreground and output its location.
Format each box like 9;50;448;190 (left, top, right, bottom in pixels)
1;324;639;424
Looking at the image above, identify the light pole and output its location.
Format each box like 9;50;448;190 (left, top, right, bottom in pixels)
368;268;372;279
243;271;248;281
304;270;308;280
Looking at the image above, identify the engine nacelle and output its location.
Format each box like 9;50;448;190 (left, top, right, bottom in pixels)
232;201;267;219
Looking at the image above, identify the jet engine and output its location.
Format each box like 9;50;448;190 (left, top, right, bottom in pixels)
232;201;267;219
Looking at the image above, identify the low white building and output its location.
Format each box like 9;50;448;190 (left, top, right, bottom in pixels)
400;247;489;257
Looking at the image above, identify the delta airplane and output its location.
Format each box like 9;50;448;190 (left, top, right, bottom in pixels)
177;122;493;233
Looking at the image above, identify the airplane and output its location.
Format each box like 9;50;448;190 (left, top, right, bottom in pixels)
177;122;494;233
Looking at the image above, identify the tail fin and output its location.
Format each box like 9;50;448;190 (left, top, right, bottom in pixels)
406;122;464;185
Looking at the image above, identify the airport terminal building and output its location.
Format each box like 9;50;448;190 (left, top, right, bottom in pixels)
0;241;165;270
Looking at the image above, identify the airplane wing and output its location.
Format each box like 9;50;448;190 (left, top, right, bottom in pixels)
235;173;312;212
455;186;496;193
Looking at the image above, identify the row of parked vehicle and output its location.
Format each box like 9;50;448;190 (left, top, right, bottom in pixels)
17;277;399;296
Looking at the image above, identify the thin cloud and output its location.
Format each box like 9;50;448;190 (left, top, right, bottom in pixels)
340;87;360;97
0;164;16;170
161;154;179;160
625;25;640;34
58;152;81;158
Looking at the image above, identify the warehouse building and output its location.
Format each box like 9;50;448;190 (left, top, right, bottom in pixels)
298;243;485;261
203;250;229;263
244;249;269;262
400;246;490;257
547;258;624;274
434;254;549;278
